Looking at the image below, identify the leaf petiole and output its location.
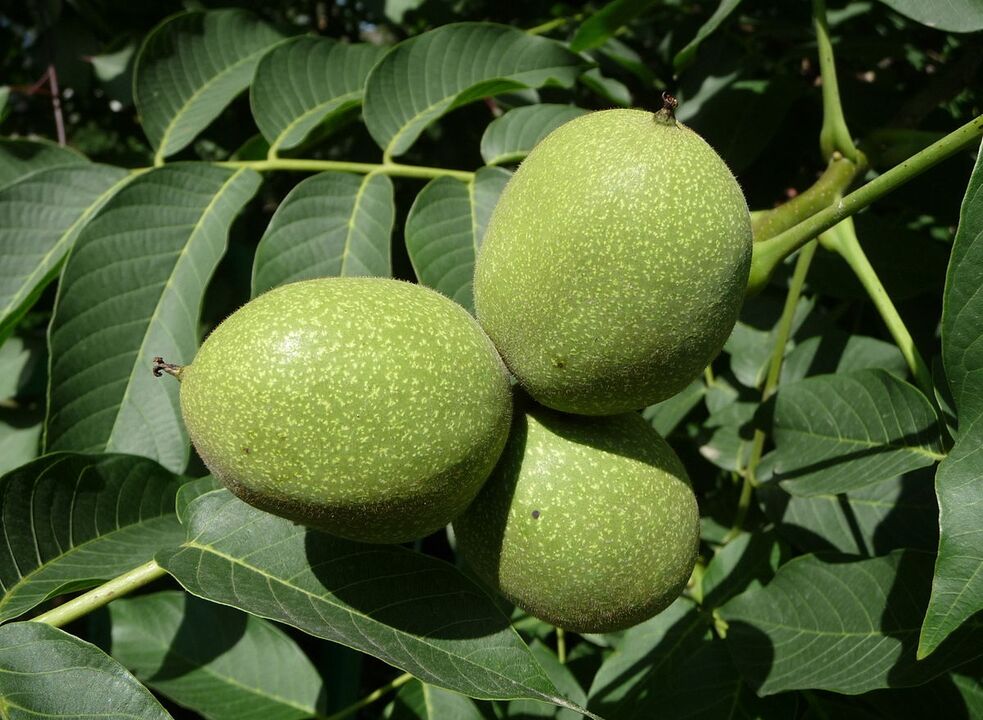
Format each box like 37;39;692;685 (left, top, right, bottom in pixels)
217;158;474;182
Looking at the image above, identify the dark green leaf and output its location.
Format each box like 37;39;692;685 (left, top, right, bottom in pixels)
175;476;222;524
642;379;705;437
45;164;261;472
720;550;983;695
771;370;944;495
0;165;128;341
480;104;587;166
578;69;632;106
724;294;813;389
251;171;394;297
508;640;586;719
0;138;87;191
0;621;173;719
0;408;42;476
0;453;184;622
875;0;983;32
759;470;938;556
134;10;283;162
570;0;658;52
363;23;585;158
107;591;326;720
920;139;983;660
387;679;484;719
251;37;386;155
157;491;589;713
780;332;908;385
674;0;745;71
405;167;510;312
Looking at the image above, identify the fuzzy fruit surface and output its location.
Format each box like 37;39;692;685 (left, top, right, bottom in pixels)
179;278;513;543
453;400;699;632
474;108;752;415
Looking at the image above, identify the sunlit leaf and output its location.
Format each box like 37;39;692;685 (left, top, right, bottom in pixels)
363;23;585;158
134;9;282;162
251;171;394;297
45;164;261;472
0;622;173;719
251;36;386;155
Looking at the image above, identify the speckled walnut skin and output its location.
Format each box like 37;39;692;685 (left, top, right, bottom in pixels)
453;401;699;633
474;108;753;415
179;278;513;544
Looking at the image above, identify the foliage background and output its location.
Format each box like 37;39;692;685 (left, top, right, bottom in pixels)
0;0;982;718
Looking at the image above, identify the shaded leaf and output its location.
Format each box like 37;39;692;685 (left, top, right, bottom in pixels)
251;171;394;297
363;23;585;158
759;470;938;556
45;164;261;472
107;591;326;720
578;69;631;106
251;36;386;155
156;491;587;713
701;531;780;608
405;166;510;312
175;476;222;524
875;0;983;32
508;640;586;719
588;597;787;719
480;104;587;166
0;164;129;341
771;370;944;495
570;0;657;52
720;550;983;695
642;379;705;437
724;294;813;389
0;335;42;400
0;453;185;623
0;138;87;191
0;621;173;719
781;332;908;385
387;679;484;719
0;408;42;476
134;9;283;162
674;0;745;72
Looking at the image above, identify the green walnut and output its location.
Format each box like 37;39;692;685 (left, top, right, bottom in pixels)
453;400;699;633
474;106;752;415
159;278;513;544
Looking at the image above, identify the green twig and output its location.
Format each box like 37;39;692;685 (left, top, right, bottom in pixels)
556;627;567;664
749;113;983;292
741;240;819;498
31;560;167;628
818;216;934;397
813;0;862;162
325;672;413;720
216;158;474;182
526;15;579;36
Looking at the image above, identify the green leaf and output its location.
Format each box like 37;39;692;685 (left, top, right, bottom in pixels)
363;23;585;158
725;294;813;389
0;453;184;623
387;679;485;719
770;370;944;495
942;139;983;431
875;0;983;32
508;640;586;719
0;138;88;191
759;470;938;556
175;476;222;524
578;69;632;107
588;597;787;719
251;36;386;155
405;166;510;312
107;591;326;720
673;0;745;72
134;9;283;162
480;104;587;166
720;550;983;695
251;171;394;298
570;0;658;52
44;164;261;472
156;490;586;713
780;332;908;385
700;531;779;608
0;165;129;341
0;622;173;719
0;335;43;401
642;379;705;437
919;140;983;660
0;409;42;476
